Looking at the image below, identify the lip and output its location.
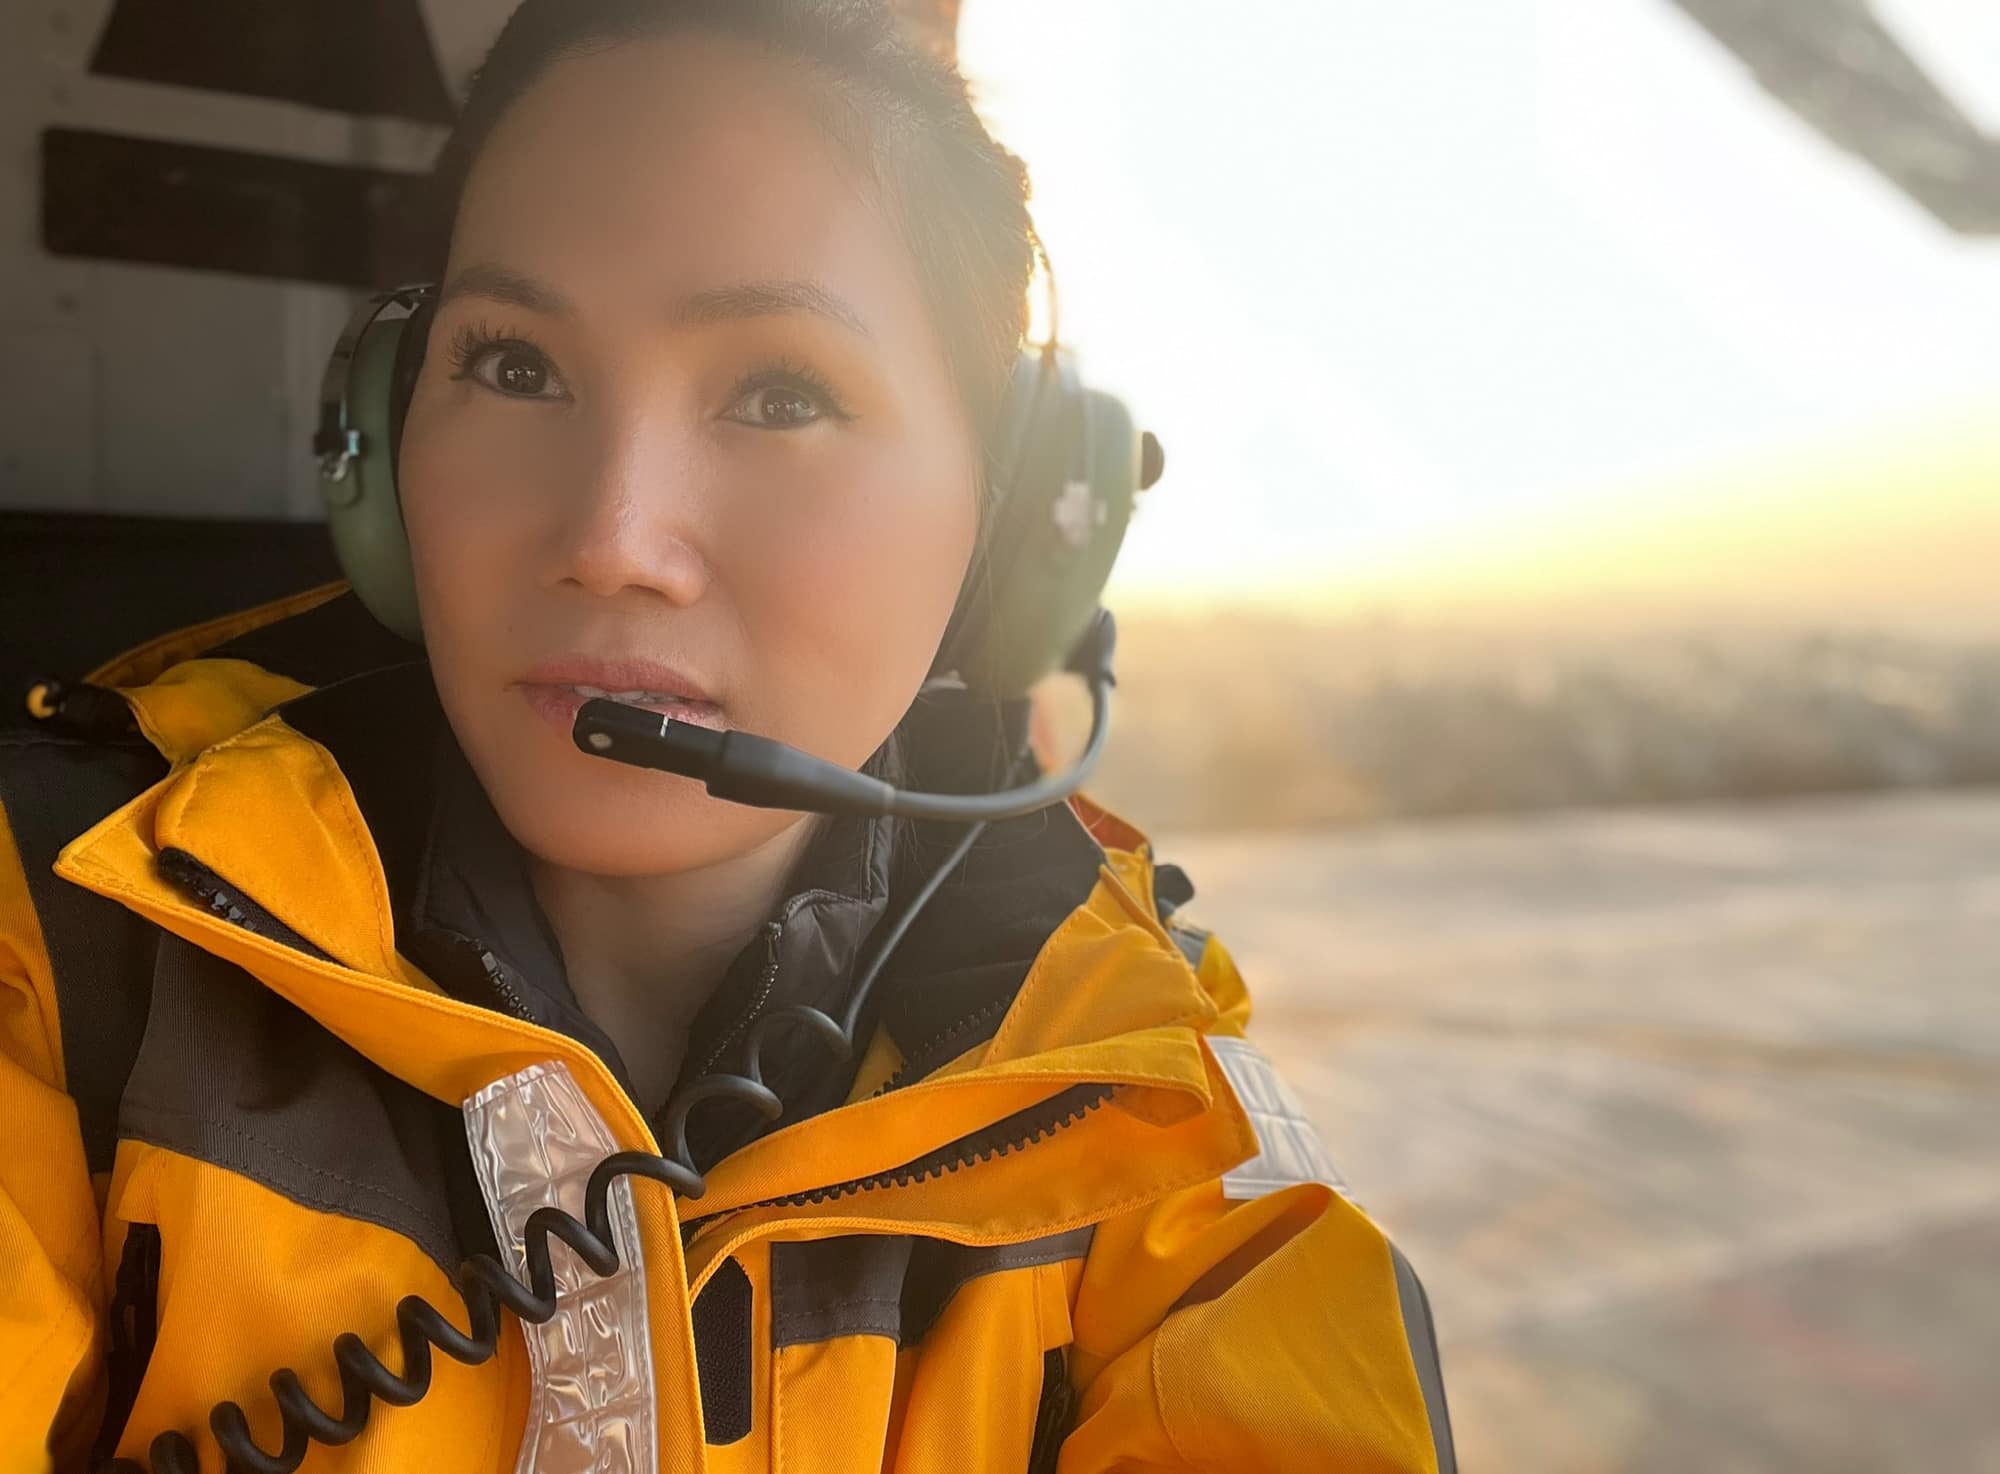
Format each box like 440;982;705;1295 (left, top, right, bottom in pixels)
519;656;718;705
513;656;727;737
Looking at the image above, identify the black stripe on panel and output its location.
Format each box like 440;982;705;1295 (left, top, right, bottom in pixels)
89;0;456;125
40;127;445;289
691;1258;755;1445
118;932;472;1271
770;1226;1095;1349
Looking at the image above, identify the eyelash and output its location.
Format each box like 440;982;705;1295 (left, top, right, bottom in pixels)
444;322;856;423
734;355;856;424
447;321;551;389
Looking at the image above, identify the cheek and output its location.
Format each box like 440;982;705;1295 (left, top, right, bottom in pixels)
739;434;976;714
397;400;536;647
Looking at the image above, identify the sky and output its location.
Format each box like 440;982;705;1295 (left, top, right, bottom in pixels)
956;0;2000;625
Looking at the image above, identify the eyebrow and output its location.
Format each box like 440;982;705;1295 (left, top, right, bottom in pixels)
438;263;573;315
438;264;873;340
674;279;874;340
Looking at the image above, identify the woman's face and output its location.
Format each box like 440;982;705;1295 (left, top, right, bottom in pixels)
398;35;979;877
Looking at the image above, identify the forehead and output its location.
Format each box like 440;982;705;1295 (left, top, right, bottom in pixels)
451;34;922;333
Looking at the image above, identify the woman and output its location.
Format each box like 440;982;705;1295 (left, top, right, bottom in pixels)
0;1;1451;1469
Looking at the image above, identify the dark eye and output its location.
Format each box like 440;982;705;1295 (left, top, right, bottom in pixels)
727;383;823;429
463;342;565;399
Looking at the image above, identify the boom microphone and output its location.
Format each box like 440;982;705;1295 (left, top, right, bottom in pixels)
572;610;1116;822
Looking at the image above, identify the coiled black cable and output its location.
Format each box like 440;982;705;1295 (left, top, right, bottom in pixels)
106;749;1031;1474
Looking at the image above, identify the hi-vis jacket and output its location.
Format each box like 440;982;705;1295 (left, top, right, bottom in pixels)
1;584;1453;1474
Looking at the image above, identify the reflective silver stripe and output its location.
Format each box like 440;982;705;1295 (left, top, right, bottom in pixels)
1208;1034;1352;1202
1391;1244;1457;1474
1166;923;1210;970
463;1061;658;1474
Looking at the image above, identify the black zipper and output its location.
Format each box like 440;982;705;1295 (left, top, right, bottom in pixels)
159;847;548;1028
468;942;537;1022
868;994;1012;1098
157;848;336;962
686;920;783;1079
686;1080;1114;1230
90;1222;161;1465
683;970;1107;1226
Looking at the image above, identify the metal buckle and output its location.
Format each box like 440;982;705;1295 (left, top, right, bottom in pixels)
316;426;363;483
314;283;435;491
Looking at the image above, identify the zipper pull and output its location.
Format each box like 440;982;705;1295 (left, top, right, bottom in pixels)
408;925;539;1022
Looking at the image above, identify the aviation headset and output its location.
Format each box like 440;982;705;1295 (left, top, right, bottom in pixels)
313;260;1163;703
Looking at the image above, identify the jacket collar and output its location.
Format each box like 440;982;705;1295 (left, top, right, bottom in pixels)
276;663;870;1140
266;639;1109;1160
96;591;1119;1082
60;592;1247;1241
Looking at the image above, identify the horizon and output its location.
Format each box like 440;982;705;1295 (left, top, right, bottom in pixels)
959;0;2000;632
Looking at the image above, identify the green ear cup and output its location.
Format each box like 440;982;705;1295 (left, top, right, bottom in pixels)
972;387;1139;699
943;349;1144;700
318;299;424;643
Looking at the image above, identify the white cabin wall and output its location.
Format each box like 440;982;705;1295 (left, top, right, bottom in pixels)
0;0;511;521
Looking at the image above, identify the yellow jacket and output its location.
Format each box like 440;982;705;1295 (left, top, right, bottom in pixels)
1;584;1451;1474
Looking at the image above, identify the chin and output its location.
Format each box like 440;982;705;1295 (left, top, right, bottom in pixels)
485;751;792;879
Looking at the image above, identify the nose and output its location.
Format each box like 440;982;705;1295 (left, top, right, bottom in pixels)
546;404;711;609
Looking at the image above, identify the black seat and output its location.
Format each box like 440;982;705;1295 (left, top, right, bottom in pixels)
1;510;342;728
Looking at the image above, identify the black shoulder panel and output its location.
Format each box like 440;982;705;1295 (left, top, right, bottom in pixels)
119;931;482;1271
0;730;166;1171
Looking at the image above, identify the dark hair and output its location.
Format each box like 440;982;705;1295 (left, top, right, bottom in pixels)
430;0;1037;494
